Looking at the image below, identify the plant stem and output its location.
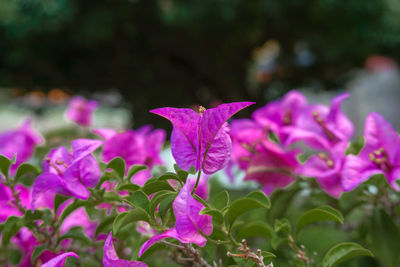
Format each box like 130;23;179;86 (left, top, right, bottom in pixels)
191;170;202;195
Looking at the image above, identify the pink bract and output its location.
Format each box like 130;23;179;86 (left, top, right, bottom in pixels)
65;96;98;127
150;102;254;174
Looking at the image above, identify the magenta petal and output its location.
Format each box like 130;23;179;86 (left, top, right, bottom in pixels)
31;173;70;210
78;155;101;187
325;93;354;141
151;107;200;170
342;155;383;191
171;126;199;171
363;112;400;159
199;102;254;173
138;228;185;258
93;128;118;141
389;168;400;190
174;180;213;239
70;139;103;165
201;123;232;174
40;252;78;267
61;165;90;199
43;147;73;174
282;127;332;150
104;233;148;267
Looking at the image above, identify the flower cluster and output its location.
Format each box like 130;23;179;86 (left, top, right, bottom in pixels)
0;93;397;267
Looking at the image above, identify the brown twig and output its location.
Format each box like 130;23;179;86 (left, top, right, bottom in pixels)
227;239;270;267
161;240;212;267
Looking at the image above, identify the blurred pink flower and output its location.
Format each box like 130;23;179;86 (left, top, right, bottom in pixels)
65;96;98;127
0;119;43;174
40;252;78;267
31;139;102;208
342;112;400;191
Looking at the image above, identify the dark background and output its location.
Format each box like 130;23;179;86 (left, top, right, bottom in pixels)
1;0;400;127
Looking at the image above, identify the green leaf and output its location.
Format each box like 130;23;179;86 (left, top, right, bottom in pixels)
261;251;276;260
59;200;86;225
321;242;373;267
211;190;229;210
226;197;270;227
31;244;47;264
116;183;141;192
157;172;181;183
271;236;288;250
173;164;189;183
23;210;43;225
58;228;92;245
106;157;126;180
113;209;150;234
200;208;224;224
142;179;174;195
159;193;177;221
14;163;40;182
274;218;291;234
129;190;150;213
54;194;70;214
127;165;147;180
246;191;271;208
368;209;400;267
149;191;177;216
1;216;23;246
237;221;274;240
296;206;343;233
0;155;12;178
95;215;117;238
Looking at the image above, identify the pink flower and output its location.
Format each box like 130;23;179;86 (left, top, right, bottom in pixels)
283;93;354;150
103;232;148;267
252;90;307;143
342;112;400;191
31;139;103;209
65;96;98;127
138;179;213;257
93;125;165;185
243;141;300;195
300;142;348;198
150;102;254;174
0;119;43;174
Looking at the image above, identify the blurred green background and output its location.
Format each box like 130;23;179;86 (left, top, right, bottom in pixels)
1;0;400;127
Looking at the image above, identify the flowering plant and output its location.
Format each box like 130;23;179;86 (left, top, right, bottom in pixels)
1;93;399;267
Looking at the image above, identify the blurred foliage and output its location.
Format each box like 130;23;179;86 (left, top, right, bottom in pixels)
1;0;400;126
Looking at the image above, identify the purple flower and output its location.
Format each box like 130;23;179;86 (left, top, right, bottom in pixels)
300;142;348;198
244;141;300;195
0;119;43;174
31;139;103;209
93;125;165;185
252;90;307;142
150;102;254;174
103;232;148;267
283;93;354;150
40;252;79;267
138;179;213;257
65;96;98;127
342;112;400;191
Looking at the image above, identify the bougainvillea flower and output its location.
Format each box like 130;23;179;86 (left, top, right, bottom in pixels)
342;112;400;190
230;119;266;171
300;142;348;198
244;141;300;195
31;139;103;209
103;232;148;267
93;125;165;185
65;96;98;127
0;182;30;221
283;93;354;150
138;179;212;257
252;90;307;142
40;252;79;267
150;102;254;174
0;119;43;174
